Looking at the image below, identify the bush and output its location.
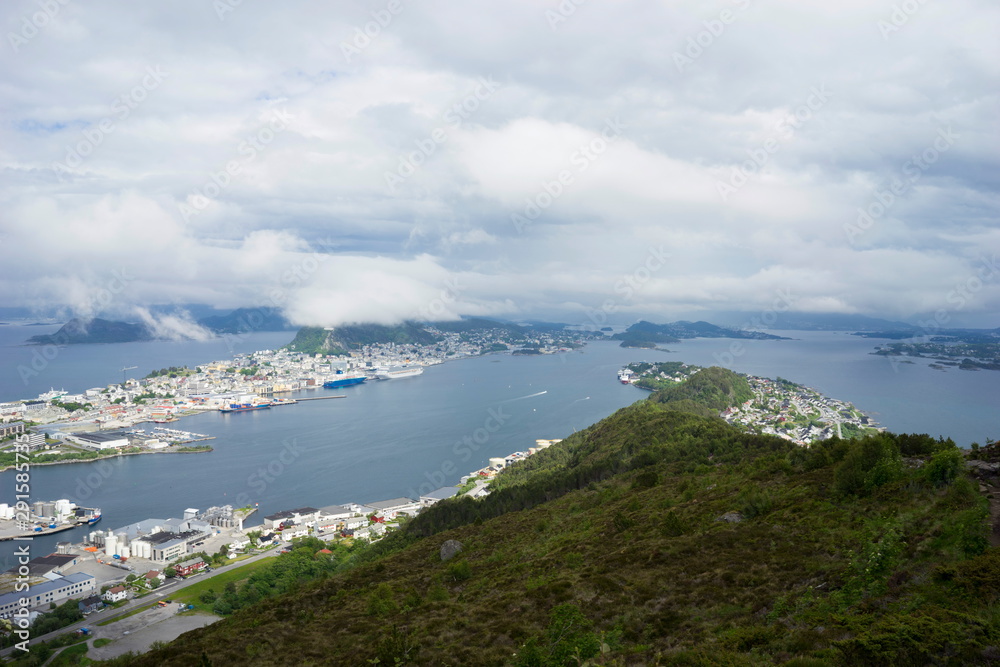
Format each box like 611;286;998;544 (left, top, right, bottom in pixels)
835;435;903;496
737;487;774;519
445;560;472;583
923;447;963;487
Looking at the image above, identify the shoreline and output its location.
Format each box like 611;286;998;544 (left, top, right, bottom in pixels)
0;445;213;474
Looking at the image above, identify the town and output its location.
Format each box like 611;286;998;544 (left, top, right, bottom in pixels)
617;362;882;445
0;323;583;465
723;376;882;444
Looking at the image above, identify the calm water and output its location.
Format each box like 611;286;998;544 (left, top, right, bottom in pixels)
0;328;996;565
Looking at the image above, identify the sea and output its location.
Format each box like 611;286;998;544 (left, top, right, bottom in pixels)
0;323;997;566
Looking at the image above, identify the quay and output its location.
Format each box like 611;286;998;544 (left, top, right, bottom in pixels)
0;521;79;542
293;395;346;401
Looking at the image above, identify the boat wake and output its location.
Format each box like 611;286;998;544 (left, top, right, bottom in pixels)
501;390;548;403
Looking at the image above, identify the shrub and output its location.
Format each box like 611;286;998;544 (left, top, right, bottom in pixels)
923;447;963;487
445;560;472;583
737;487;774;519
835;435;903;496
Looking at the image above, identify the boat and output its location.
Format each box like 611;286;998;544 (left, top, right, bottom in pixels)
374;366;424;380
76;506;102;525
220;402;271;413
617;368;637;384
323;371;367;389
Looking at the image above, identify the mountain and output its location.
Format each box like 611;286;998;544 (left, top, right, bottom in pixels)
612;320;790;346
285;322;442;355
26;317;153;345
134;369;995;666
196;307;295;334
714;311;918;332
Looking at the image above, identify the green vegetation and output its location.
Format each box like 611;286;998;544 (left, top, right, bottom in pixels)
125;373;998;666
285;322;441;355
51;400;90;413
144;366;194;379
93;638;113;648
2;632;88;667
647;366;753;417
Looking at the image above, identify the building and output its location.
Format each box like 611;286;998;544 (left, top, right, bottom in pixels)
263;507;320;531
0;573;97;618
104;586;128;603
0;421;25;438
3;552;80;578
79;595;103;614
419;487;460;507
144;570;165;585
91;517;212;563
174;557;206;577
315;505;354;532
69;431;129;450
365;498;422;520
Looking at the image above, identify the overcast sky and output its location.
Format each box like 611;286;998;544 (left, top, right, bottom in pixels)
2;1;998;329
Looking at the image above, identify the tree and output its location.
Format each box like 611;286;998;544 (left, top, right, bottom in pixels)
164;567;177;578
150;578;161;590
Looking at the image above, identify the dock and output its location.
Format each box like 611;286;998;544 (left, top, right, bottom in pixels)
294;395;346;401
0;521;82;542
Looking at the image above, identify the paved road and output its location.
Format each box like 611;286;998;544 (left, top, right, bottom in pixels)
0;545;284;659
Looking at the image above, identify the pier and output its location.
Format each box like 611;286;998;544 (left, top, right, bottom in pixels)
293;395;346;401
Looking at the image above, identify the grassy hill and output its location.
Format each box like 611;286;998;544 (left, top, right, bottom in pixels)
117;372;996;666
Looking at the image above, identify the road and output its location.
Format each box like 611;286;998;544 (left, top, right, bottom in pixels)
0;545;285;659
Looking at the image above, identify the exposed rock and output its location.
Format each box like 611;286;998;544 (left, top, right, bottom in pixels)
440;539;464;561
717;512;744;524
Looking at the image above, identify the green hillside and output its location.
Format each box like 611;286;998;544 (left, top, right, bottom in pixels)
285;322;441;355
117;375;996;666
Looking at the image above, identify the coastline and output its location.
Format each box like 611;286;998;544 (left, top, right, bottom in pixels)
0;445;213;474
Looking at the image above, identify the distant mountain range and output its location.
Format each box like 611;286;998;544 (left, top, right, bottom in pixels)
711;312;918;332
26;307;295;345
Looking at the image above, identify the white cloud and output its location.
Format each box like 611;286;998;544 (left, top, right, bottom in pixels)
0;0;997;326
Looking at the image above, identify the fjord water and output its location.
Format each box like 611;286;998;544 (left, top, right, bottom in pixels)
0;325;997;564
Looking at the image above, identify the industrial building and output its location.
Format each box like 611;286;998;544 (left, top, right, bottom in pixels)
68;431;130;450
0;573;96;618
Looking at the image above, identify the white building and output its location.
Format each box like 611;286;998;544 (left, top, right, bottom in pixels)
0;573;97;618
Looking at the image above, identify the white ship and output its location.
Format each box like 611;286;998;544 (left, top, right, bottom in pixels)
374;366;424;380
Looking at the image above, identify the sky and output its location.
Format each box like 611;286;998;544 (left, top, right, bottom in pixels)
1;1;998;331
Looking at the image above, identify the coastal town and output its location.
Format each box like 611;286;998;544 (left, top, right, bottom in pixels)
0;326;883;654
725;375;883;443
618;362;882;445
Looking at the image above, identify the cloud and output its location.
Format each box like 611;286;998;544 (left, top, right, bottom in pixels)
0;0;997;326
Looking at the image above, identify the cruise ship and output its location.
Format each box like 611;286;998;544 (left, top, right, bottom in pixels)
219;402;271;413
374;366;424;380
323;371;368;389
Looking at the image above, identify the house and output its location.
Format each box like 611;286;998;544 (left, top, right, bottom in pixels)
343;516;368;531
258;532;278;546
144;570;164;585
104;586;128;603
173;557;206;577
281;527;309;540
79;595;103;614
